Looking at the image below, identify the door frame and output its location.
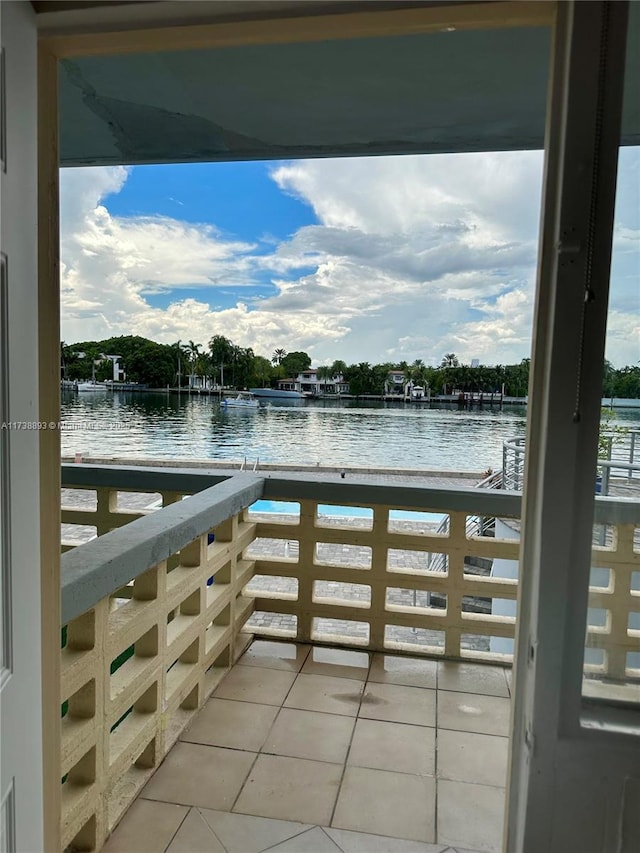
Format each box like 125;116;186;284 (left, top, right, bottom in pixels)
509;2;639;851
1;4;45;851
36;1;637;850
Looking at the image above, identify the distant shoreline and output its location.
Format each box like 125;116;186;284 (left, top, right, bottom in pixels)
61;383;640;409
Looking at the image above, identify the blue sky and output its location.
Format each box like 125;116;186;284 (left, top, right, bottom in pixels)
105;161;317;241
60;150;639;367
101;162;318;312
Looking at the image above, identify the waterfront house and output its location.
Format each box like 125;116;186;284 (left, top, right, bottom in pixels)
293;370;321;396
275;377;300;394
385;370;430;401
2;2;639;851
385;369;407;397
277;370;349;397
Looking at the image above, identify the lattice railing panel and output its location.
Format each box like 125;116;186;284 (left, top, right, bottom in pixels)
59;512;256;852
61;485;185;552
587;522;640;681
247;500;520;661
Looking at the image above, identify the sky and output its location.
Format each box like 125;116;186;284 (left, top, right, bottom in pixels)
60;148;639;368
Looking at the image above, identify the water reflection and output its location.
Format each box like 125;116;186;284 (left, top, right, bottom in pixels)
60;391;639;471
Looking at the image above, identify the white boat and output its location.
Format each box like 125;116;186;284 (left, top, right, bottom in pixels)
249;387;304;399
222;392;260;409
76;381;108;392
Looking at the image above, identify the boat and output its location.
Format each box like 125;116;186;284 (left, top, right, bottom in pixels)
222;392;260;409
73;362;109;392
249;388;304;399
76;381;108;392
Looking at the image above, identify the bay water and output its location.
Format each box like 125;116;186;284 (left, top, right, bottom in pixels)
60;391;640;473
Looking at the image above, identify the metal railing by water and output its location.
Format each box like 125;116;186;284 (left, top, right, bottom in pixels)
427;468;501;574
605;427;640;470
502;431;640;495
502;436;526;491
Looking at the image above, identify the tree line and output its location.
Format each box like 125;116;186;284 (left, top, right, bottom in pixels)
60;336;314;390
60;336;640;398
342;357;532;397
602;360;640;400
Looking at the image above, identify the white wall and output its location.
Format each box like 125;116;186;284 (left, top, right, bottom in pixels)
0;2;44;850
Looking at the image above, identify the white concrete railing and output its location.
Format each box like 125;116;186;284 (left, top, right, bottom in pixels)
586;496;640;683
244;483;521;660
62;466;523;659
60;464;640;850
60;470;262;852
60;463;235;551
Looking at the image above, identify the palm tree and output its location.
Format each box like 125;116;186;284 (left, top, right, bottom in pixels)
272;348;287;366
194;352;211;388
233;346;255;389
170;340;184;386
251;355;273;387
185;340;202;387
60;341;69;380
411;362;428;388
209;335;234;387
347;362;373;396
440;353;459;368
315;365;333;395
330;360;347;380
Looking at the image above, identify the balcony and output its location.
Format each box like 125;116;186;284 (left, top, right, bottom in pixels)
101;640;510;853
59;463;640;852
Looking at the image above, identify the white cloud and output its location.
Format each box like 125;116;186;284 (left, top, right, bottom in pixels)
261;152;542;364
60;167;259;343
127;298;348;358
271;152;543;242
60;150;638;368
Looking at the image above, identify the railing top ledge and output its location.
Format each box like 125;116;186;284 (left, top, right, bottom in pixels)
61;462;237;493
61;473;264;625
62;462;522;516
260;473;523;517
593;494;640;525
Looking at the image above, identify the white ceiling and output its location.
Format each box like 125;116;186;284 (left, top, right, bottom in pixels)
57;5;639;166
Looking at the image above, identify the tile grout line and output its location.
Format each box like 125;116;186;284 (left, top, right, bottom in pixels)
195;808;232;853
227;640;311;814
327;653;372;827
145;646;504;853
257;825;328;853
214;645;505;845
161;806;191;853
504;665;512;698
227;728;279;814
317;826;347;853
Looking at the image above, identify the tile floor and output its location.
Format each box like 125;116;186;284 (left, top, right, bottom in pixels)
104;642;513;853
